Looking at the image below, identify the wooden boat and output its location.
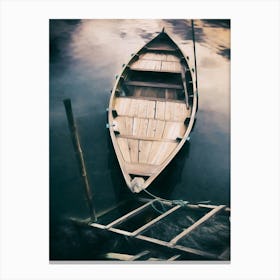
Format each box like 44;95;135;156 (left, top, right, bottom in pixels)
108;29;198;193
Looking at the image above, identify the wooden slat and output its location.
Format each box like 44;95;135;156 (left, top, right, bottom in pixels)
139;140;153;164
154;120;165;138
128;139;139;163
136;235;218;259
155;101;165;120
125;117;133;135
169;205;227;246
117;137;131;162
163;122;185;140
148;142;177;165
167;254;181;261
138;118;149;137
147;119;157;137
125;80;183;90
132;117;141;136
138;100;148;118
153;142;177;165
129;250;150;261
124;162;159;176
164;102;174;121
131;205;181;237
117;134;177;143
161;61;181;73
104;199;158;229
129;99;139;117
147;101;156;118
115;98;131;115
166;54;180;62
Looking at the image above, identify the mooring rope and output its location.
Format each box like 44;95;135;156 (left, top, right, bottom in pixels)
142;188;211;210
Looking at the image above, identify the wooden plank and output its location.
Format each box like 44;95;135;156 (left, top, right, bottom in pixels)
154;120;165;138
166;54;180;62
131;205;181;237
169;205;227;246
167;254;181;261
115;98;131;115
125;117;133;135
104;199;158;229
164;101;174;121
153;142;177;165
163;122;185;140
138;118;149;137
139;140;153;164
147;119;157;137
128;139;139;163
155;101;165;120
125;81;183;90
136;234;218;259
117;137;131;162
124;162;159;176
129;99;139;117
147;101;156;119
173;103;191;121
117;134;177;143
148;141;163;165
148;142;177;165
138;100;148;118
132;117;141;136
131;59;162;71
129;250;150;261
161;61;181;73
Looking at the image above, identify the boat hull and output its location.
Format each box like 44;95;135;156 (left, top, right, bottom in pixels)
108;30;197;193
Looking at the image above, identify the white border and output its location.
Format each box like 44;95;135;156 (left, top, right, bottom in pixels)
0;0;279;279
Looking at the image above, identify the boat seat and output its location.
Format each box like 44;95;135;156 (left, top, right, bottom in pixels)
125;80;183;90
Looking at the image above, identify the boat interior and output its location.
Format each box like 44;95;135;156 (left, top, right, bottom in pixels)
110;32;195;190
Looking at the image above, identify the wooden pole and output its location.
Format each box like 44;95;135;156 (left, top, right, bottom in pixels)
63;99;97;222
191;19;198;94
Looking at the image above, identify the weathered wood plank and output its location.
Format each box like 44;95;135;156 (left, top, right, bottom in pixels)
132;117;141;136
131;205;181;237
129;99;139;117
164;101;174;121
138;100;148;118
167;254;181;261
169;205;227;246
154;142;177;165
128;139;139;163
105;199;158;229
163;122;185;140
129;250;150;261
125;117;133;135
138;118;149;137
161;61;181;73
155;101;165;120
124;162;159;176
147;101;156;119
154;120;165;138
117;137;131;162
139;140;153;164
147;119;157;137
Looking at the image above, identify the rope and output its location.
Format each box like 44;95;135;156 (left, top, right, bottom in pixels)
142;189;190;208
142;189;211;209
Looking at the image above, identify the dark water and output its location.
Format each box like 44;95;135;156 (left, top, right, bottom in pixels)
50;19;230;260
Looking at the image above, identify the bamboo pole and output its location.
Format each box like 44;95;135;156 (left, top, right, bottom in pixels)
63;99;97;222
191;19;198;94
